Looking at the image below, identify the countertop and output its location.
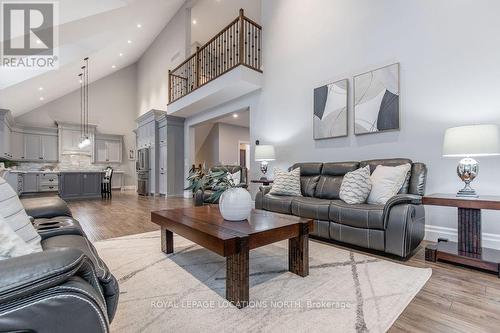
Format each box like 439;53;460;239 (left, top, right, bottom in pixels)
9;170;125;174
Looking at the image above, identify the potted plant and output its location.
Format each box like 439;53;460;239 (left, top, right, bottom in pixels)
185;167;252;221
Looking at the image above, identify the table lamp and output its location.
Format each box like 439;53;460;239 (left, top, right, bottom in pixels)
255;144;275;180
442;124;500;197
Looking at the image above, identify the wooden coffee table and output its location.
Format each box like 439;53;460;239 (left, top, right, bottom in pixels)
151;206;313;308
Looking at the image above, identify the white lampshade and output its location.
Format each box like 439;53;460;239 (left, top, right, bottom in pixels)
255;145;276;161
442;124;500;157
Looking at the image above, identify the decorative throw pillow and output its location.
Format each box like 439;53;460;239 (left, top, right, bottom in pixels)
367;164;411;205
339;166;372;204
0;215;37;260
226;170;241;185
269;167;302;196
0;177;42;252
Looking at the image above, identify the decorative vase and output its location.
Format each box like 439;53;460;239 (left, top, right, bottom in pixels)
219;187;252;221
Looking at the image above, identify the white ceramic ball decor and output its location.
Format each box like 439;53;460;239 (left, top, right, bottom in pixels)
219;187;252;221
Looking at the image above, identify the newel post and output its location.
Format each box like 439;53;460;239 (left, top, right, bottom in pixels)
168;70;172;103
195;46;201;88
239;8;244;65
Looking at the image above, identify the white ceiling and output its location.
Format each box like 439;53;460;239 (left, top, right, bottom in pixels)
0;0;185;117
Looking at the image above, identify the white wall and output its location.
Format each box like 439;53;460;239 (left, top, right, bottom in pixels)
137;4;191;116
251;0;500;246
15;64;138;186
218;123;249;165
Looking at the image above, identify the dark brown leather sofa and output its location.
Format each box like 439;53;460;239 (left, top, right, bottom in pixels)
255;158;427;258
195;165;248;205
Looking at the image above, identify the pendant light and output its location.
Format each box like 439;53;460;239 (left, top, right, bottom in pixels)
78;57;91;148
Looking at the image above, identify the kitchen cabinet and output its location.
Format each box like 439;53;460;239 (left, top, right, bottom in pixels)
59;172;103;200
159;125;167;145
159;145;167;195
95;136;122;163
0;117;12;160
11;131;25;160
23;173;38;193
23;133;58;162
57;123;95;158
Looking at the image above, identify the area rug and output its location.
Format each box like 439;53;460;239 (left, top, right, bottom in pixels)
94;232;431;333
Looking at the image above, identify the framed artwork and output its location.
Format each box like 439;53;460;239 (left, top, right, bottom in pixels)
354;63;400;135
313;79;348;140
128;149;135;160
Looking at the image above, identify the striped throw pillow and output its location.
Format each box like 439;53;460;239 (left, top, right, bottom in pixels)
0;177;42;252
0;215;37;260
269;168;302;196
339;166;372;204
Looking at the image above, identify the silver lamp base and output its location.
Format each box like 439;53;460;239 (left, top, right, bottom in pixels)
259;161;269;180
456;157;479;198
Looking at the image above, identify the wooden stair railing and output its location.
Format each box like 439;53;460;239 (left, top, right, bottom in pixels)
168;9;262;104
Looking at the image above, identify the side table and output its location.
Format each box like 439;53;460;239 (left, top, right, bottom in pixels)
423;193;500;277
250;179;274;186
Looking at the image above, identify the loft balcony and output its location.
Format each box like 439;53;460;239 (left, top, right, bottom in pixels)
167;9;262;117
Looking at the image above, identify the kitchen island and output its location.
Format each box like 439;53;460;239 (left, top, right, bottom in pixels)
58;171;105;200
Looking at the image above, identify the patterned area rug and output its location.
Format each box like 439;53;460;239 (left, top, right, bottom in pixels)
95;232;431;333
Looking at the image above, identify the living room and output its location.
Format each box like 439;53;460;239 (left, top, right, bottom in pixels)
1;0;499;332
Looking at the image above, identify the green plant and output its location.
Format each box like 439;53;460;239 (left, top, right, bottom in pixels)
3;161;17;168
185;167;239;203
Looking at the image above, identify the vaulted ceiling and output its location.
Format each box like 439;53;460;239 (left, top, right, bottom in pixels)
0;0;185;117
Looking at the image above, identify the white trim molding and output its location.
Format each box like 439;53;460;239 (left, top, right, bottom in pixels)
425;225;500;250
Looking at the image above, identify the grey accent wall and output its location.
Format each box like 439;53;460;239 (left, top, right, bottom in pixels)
251;0;500;245
195;124;219;167
14;64;138;186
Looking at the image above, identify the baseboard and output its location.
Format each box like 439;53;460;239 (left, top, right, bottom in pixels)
425;225;500;250
121;185;137;191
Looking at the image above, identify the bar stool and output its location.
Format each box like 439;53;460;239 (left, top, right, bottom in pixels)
101;167;113;199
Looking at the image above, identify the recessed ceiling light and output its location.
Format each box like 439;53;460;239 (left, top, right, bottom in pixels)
36;39;41;44
192;19;197;25
38;87;43;91
112;65;116;69
119;52;123;57
39;97;44;101
233;114;238;118
137;23;142;28
127;40;132;44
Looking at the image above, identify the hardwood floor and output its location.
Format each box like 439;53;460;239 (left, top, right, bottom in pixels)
68;191;500;332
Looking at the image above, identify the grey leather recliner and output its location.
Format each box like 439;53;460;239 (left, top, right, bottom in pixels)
255;158;427;258
0;197;119;333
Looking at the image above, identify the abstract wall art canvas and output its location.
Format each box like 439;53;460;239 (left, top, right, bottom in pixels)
354;63;400;135
313;79;348;140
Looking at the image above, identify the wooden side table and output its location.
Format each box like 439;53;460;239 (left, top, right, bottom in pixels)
423;193;500;277
250;179;274;186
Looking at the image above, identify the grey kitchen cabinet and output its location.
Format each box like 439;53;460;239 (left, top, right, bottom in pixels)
23;173;38;193
158;144;167;195
0;116;12;160
23;133;58;162
59;172;103;200
95;137;122;163
159;125;167;145
38;173;58;192
11;131;25;160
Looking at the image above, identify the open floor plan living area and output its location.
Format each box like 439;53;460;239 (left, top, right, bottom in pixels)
1;0;500;332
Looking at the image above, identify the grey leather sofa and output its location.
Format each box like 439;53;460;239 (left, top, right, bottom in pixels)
255;158;427;258
195;165;248;205
0;197;119;333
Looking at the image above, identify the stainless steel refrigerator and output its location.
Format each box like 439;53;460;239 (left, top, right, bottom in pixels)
136;148;150;195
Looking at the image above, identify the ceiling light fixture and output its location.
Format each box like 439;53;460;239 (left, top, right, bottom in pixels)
192;19;197;24
36;39;41;44
112;65;116;69
137;23;142;28
127;40;132;44
39;97;44;101
38;87;43;91
233;114;238;118
78;57;91;149
119;53;123;57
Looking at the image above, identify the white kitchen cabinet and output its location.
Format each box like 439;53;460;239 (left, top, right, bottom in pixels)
11;131;25;160
57;123;95;158
159;145;167;195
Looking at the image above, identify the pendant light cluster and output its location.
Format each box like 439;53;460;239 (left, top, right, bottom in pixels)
78;57;91;148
